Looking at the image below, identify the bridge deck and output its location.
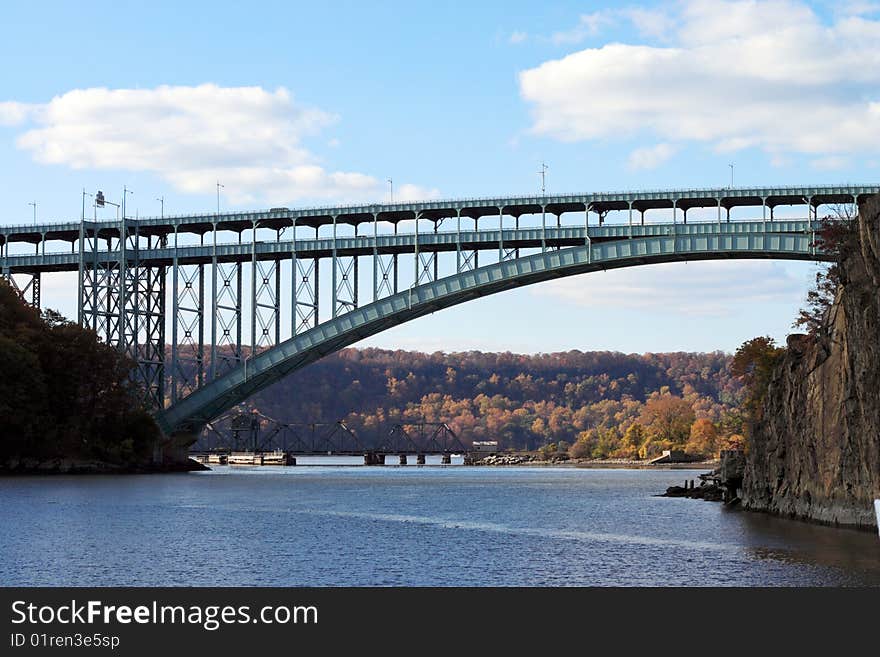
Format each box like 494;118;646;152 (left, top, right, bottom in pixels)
1;219;818;273
0;183;873;243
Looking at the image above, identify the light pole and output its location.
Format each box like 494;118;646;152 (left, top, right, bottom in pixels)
387;178;393;203
729;163;734;189
539;162;548;194
156;196;164;219
123;186;133;220
216;181;224;214
28;201;36;225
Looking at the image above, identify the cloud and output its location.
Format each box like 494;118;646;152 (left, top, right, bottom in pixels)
810;155;849;170
519;0;880;161
627;143;676;170
836;1;880;16
0;101;32;126
509;31;528;45
551;11;615;45
535;260;804;317
621;7;677;40
395;183;441;202
4;84;436;205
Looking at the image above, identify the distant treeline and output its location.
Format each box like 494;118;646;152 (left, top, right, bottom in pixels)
0;281;158;466
199;347;747;458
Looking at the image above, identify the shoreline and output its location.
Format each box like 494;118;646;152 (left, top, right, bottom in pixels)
474;453;718;469
0;457;208;476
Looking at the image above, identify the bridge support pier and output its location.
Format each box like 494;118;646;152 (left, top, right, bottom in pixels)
162;431;202;467
416;454;426;465
441;454;452;465
364;452;386;466
399;454;407;465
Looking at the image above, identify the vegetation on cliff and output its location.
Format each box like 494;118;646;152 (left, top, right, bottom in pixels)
0;280;160;468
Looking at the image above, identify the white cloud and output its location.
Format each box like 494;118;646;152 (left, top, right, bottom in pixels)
535;260;804;317
509;31;528;45
395;183;441;202
0;101;32;126
519;0;880;161
551;11;615;45
4;84;436;206
627;143;676;170
836;1;880;16
810;155;849;170
621;7;677;40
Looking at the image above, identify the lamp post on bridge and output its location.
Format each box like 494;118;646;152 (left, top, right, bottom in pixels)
28;201;36;226
156;196;164;219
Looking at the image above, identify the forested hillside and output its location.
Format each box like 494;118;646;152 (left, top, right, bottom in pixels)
0;281;159;470
220;347;746;458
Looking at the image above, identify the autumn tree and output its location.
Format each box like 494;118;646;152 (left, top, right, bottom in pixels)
569;432;595;459
639;394;695;447
620;423;646;459
686;418;718;457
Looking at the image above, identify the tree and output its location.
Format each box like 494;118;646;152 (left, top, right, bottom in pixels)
569;431;596;459
731;337;785;419
0;280;160;465
621;423;646;459
794;214;857;335
639;395;695;447
686;418;718;457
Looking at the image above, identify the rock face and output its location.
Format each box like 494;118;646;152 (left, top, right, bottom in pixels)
742;196;880;529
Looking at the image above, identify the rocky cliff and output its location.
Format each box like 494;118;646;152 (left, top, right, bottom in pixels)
742;196;880;528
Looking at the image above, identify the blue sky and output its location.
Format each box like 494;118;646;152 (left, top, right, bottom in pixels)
1;0;874;353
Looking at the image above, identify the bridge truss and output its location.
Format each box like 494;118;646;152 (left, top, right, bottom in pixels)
198;410;465;455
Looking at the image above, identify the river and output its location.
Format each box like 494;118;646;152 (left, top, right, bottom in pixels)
1;465;879;586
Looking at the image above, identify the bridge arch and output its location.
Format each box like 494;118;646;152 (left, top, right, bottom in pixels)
155;231;826;436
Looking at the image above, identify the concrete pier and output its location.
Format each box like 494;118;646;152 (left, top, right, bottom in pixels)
441;454;451;465
399;454;407;465
416;454;426;465
364;452;386;466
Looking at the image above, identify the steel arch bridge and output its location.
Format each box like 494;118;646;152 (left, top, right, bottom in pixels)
0;183;873;442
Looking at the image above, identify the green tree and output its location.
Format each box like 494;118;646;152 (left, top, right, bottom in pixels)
731;337;786;420
0;280;160;466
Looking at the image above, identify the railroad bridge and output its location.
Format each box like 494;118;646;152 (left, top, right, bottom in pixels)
1;184;872;457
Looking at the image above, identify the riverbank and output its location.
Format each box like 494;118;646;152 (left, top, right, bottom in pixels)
473;453;718;469
0;456;208;476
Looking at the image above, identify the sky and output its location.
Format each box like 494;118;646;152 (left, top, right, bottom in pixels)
1;0;876;354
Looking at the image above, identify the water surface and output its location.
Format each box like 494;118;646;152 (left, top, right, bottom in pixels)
1;466;878;586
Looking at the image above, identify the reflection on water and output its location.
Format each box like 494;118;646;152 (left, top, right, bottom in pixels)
0;466;878;586
737;509;880;578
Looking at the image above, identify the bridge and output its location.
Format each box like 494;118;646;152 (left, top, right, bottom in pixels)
1;184;873;457
195;410;467;465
